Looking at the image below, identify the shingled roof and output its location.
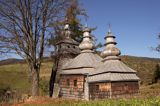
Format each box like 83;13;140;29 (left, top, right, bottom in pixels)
56;38;79;45
88;73;139;82
61;68;94;75
60;25;139;82
88;27;139;82
90;60;136;75
61;27;102;74
63;52;102;70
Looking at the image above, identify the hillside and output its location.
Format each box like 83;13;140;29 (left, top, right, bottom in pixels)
121;55;160;84
0;61;53;99
0;55;160;86
0;55;160;99
0;57;52;66
0;58;24;66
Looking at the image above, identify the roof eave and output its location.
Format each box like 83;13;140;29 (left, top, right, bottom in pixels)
88;79;140;83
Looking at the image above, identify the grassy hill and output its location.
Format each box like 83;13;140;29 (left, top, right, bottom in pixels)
0;61;53;97
0;55;160;98
0;58;24;66
121;55;160;85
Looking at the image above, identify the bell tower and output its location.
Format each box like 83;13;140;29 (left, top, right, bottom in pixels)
50;21;80;97
55;21;80;72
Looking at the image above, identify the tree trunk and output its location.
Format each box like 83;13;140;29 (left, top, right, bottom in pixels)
49;68;57;97
31;67;40;96
49;54;60;97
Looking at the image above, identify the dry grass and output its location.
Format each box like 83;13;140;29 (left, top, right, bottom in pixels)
0;62;53;95
15;96;160;106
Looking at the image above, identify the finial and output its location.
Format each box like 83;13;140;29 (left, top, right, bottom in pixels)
64;21;71;38
85;23;88;28
64;24;69;30
108;23;111;33
65;17;68;22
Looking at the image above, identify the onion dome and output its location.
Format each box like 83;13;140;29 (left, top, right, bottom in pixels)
88;26;139;83
61;26;102;73
101;27;121;61
79;27;94;53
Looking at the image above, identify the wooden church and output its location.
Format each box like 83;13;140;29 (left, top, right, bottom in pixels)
58;22;140;100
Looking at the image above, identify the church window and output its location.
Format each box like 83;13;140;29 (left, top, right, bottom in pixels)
95;85;99;92
67;79;70;86
74;80;77;87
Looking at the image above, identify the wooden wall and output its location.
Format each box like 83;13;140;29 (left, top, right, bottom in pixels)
111;81;139;97
59;75;85;99
89;81;139;100
89;83;111;100
59;75;139;100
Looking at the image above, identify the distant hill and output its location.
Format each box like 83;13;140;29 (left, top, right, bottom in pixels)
121;55;160;62
0;57;52;66
121;55;160;85
0;55;160;85
0;58;24;66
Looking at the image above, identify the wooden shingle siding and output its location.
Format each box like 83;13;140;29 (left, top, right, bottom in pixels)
88;81;139;100
89;83;111;100
111;81;139;96
59;75;85;99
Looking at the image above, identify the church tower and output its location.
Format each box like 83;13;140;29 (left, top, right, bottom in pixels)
55;21;80;72
50;21;80;97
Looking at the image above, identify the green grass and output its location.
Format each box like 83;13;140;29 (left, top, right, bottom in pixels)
0;62;53;95
22;98;160;106
21;84;160;106
0;64;30;90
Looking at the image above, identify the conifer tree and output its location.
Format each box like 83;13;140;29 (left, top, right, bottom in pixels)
49;0;87;97
49;0;87;45
152;64;160;83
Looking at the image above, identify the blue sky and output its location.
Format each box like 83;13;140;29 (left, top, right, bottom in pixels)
1;0;160;60
80;0;160;58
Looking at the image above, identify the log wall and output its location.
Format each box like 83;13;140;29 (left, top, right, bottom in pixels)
89;81;139;100
89;83;111;100
59;75;85;99
111;81;139;97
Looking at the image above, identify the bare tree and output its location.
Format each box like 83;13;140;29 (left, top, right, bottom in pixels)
0;0;71;96
48;0;87;97
154;33;160;52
